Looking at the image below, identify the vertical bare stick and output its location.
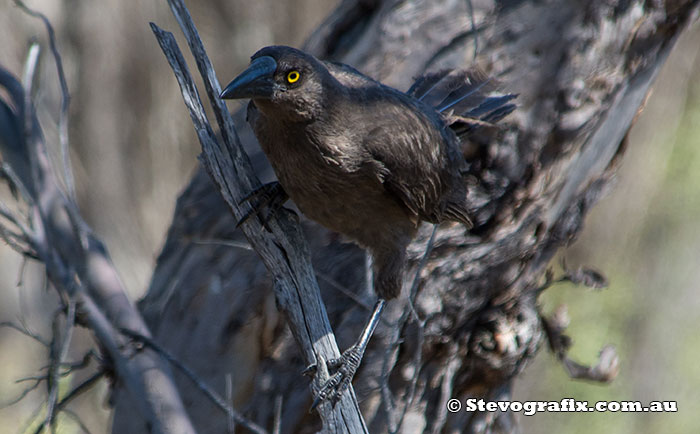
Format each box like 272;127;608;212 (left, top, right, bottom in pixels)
150;7;368;429
14;0;76;200
45;298;75;430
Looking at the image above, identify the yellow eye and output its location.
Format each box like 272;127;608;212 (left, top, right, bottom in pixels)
287;70;300;83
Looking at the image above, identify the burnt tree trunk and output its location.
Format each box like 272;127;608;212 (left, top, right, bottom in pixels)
112;0;698;432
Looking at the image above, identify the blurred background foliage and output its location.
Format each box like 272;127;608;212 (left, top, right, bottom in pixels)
516;24;700;434
0;0;698;433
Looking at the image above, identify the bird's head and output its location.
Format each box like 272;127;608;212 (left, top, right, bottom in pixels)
220;46;331;122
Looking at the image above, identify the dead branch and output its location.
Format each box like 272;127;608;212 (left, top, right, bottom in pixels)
31;371;104;434
14;0;76;199
0;321;49;347
0;13;197;433
150;0;371;430
45;300;76;429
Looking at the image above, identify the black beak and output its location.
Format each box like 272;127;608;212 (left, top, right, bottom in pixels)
220;56;277;100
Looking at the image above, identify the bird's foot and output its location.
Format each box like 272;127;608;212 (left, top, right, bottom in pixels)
305;299;386;410
306;344;366;410
236;181;289;229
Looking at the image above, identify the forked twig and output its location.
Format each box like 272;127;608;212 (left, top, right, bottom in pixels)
31;370;104;434
0;377;42;408
0;321;49;347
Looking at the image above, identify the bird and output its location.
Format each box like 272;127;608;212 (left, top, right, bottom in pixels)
220;45;515;407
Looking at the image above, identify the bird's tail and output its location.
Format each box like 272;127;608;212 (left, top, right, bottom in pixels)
407;69;516;139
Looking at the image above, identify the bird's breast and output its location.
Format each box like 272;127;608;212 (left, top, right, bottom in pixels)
252;115;412;245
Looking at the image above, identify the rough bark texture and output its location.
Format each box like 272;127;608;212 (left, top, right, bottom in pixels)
112;0;698;433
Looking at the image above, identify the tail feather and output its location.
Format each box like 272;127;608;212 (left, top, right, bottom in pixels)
436;78;492;113
407;69;452;101
408;69;516;139
481;103;516;123
466;94;517;118
407;69;516;228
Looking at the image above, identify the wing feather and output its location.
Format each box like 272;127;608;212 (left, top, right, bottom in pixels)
357;90;465;224
321;61;514;227
408;69;517;140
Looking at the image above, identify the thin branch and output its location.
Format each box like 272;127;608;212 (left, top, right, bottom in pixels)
407;224;438;319
14;0;76;200
121;328;269;434
0;222;36;257
364;250;372;296
225;373;234;434
22;42;40;153
272;395;283;434
60;409;93;434
8;349;97;412
0;199;35;242
39;349;99;374
316;271;374;312
45;299;76;430
78;288;195;434
430;346;461;434
0;162;33;205
380;225;436;433
0;195;37;257
17;255;28;286
380;375;397;433
31;370;105;434
16;374;50;383
0;320;49;346
2;347;93;412
58;371;104;411
0;377;42;408
393;318;425;433
191;236;253;250
0;12;208;434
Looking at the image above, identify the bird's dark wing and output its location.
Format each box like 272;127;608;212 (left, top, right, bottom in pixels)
322;61;464;223
408;69;517;139
357;92;469;225
325;64;510;226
